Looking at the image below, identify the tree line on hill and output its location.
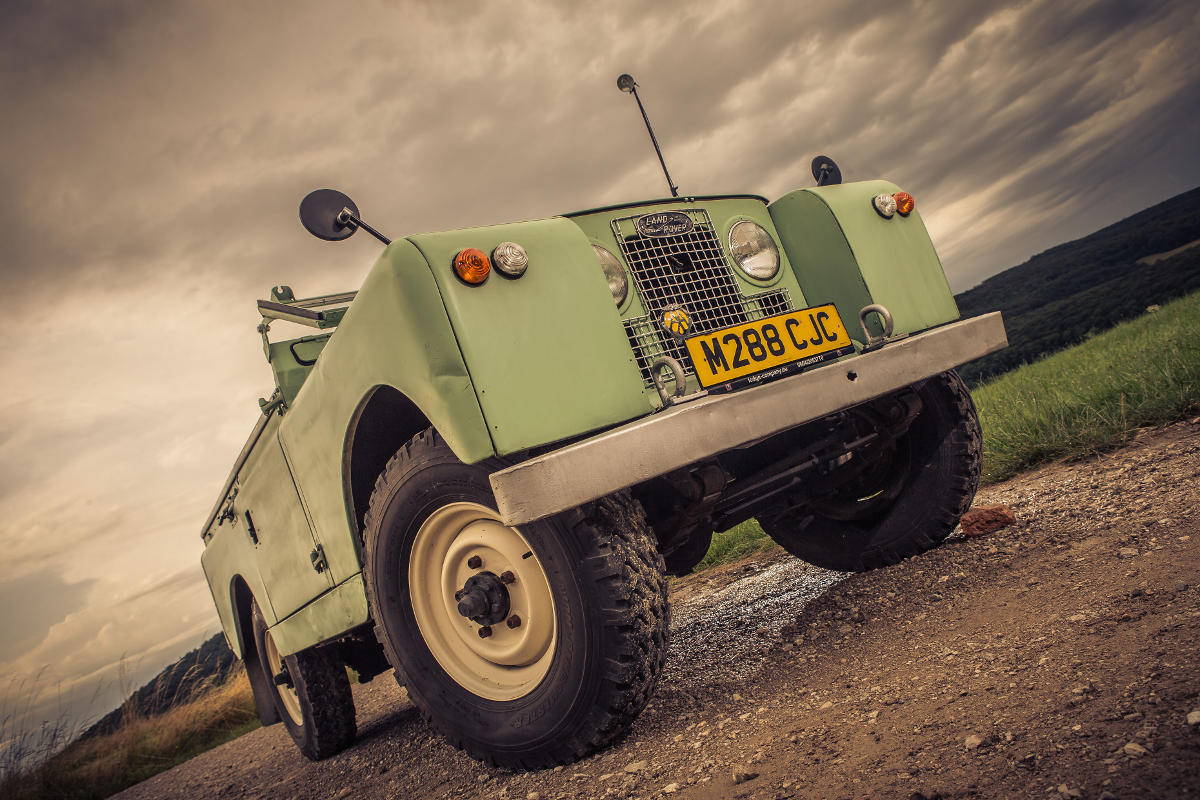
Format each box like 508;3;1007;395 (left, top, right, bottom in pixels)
954;186;1200;385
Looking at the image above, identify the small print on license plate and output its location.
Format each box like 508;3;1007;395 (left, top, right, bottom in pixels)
684;304;854;391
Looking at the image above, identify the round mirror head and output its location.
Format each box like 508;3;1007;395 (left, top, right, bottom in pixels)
617;73;637;93
810;155;842;187
299;188;359;241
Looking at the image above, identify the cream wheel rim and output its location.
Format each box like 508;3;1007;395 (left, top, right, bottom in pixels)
262;628;302;725
408;502;557;701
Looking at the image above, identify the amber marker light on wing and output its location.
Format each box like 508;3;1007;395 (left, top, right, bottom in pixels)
453;248;491;284
893;191;915;216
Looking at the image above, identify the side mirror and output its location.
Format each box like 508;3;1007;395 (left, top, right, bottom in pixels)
811;155;842;187
299;189;360;241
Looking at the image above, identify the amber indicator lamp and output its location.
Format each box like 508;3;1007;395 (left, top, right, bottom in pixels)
893;191;915;216
453;248;491;284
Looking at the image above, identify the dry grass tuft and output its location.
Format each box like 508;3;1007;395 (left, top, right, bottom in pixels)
1;667;258;800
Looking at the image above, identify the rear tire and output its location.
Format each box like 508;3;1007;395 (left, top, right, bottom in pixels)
251;600;356;760
760;370;982;572
362;429;669;769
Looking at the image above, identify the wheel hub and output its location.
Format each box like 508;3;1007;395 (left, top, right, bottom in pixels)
408;502;557;701
455;572;511;625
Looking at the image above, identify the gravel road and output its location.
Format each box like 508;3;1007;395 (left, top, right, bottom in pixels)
115;421;1200;800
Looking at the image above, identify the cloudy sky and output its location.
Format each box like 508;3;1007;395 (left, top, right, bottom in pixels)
2;0;1198;744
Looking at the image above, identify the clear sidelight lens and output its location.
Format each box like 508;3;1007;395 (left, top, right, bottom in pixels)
872;193;897;219
492;241;529;277
592;244;628;306
728;221;780;280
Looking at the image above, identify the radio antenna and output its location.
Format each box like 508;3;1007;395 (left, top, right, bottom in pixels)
617;74;679;198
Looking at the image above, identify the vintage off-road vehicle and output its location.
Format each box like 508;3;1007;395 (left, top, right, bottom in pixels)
200;77;1006;768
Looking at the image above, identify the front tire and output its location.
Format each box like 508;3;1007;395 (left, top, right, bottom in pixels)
251;600;356;760
363;429;669;769
760;370;982;572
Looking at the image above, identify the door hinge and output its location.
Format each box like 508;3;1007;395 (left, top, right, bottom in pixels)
310;545;328;574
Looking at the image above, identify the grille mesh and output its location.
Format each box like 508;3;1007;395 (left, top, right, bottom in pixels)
613;209;792;382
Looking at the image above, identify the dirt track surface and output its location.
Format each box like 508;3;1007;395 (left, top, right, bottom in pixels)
116;422;1200;800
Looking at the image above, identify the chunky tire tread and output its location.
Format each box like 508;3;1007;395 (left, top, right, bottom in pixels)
362;429;669;769
250;602;356;761
284;646;357;760
763;370;982;573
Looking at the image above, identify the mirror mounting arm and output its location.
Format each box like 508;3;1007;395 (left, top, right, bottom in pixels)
336;207;391;246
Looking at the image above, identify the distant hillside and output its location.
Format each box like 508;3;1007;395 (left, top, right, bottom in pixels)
80;634;238;741
955;186;1200;384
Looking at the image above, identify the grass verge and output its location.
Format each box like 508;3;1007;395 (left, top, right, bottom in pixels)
1;670;258;800
974;291;1200;482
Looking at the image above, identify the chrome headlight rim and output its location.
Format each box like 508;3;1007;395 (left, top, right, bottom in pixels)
727;219;781;282
592;244;629;307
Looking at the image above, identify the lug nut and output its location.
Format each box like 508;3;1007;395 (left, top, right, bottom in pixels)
506;615;522;629
467;555;482;569
500;571;516;584
478;625;493;638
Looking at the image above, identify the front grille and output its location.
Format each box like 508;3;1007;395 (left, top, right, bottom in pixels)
613;209;792;382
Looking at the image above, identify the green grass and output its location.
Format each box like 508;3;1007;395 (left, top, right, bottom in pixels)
694;519;776;571
974;290;1200;482
695;290;1200;572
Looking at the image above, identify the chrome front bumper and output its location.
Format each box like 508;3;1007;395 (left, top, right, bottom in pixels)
490;312;1006;526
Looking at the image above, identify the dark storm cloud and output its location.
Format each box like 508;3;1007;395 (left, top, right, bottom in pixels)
3;0;1198;301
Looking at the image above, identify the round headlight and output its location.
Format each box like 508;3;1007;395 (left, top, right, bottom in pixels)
728;221;780;280
492;241;528;277
872;193;897;219
592;245;628;306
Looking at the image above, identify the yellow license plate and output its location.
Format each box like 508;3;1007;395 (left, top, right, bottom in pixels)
684;304;853;389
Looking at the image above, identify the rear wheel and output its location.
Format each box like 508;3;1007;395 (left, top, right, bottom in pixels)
363;429;669;768
760;370;981;572
251;600;356;760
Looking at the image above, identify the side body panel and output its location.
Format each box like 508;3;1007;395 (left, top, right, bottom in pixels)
239;420;333;620
768;181;959;343
201;535;265;657
269;573;369;656
278;239;493;587
199;411;326;653
406;217;649;454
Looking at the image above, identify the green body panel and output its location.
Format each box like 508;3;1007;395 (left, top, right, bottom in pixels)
201;524;268;656
268;335;330;406
277;239;494;587
268;573;369;657
199;410;328;656
569;196;812;398
407;217;648;454
769;181;959;343
237;415;334;620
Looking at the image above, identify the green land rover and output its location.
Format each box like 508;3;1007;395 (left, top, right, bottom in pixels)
199;77;1006;769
